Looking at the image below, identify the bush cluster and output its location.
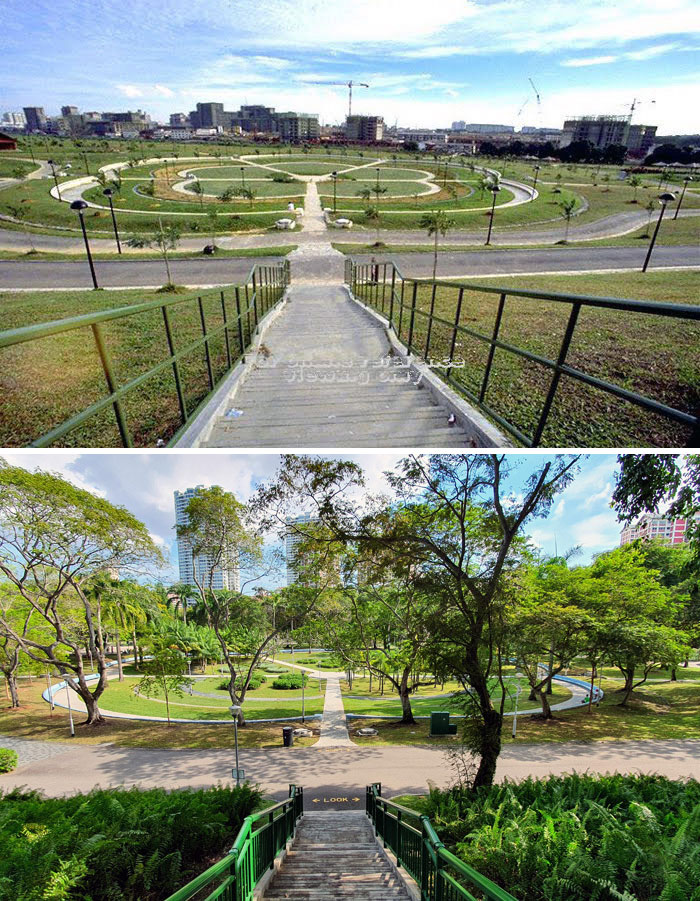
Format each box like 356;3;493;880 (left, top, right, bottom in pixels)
218;671;267;692
0;783;261;901
0;749;18;774
422;773;700;901
272;672;308;690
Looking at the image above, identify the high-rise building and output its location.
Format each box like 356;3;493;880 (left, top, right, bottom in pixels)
285;513;321;585
170;113;189;126
345;115;384;143
1;111;26;128
61;105;79;117
560;115;654;153
174;486;241;591
620;513;698;546
23;106;46;132
275;112;320;142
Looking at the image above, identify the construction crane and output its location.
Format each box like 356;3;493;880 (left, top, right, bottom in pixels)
624;97;656;121
306;80;369;120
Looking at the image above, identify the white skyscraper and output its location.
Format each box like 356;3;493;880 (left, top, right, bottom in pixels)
285;512;318;586
174;486;240;591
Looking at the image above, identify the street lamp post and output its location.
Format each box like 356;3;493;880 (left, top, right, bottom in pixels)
375;167;380;190
102;188;122;254
532;164;541;193
70;199;99;289
301;674;305;723
512;672;523;739
82;151;90;175
332;171;338;213
47;159;61;200
46;669;55;713
642;192;676;273
62;674;75;737
240;166;246;187
229;704;242;786
485;184;501;245
673;176;693;220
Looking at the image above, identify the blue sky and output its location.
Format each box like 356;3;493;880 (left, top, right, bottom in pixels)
2;452;632;587
2;0;699;131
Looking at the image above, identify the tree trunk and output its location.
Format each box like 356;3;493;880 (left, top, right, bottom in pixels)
535;686;554;719
116;632;124;681
670;667;677;682
5;672;20;708
398;669;415;724
618;666;635;706
79;686;106;725
472;708;502;790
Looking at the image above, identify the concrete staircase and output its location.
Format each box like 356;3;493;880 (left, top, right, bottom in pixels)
202;284;471;447
262;811;409;900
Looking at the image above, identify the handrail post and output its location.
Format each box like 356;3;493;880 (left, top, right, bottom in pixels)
532;301;581;446
161;306;188;425
381;262;388;314
407;282;418;356
445;287;465;380
235;287;246;362
221;290;232;369
252;272;259;333
397;277;406;340
244;284;252;344
479;291;506;402
396;808;403;869
198;296;214;390
91;322;132;447
388;266;396;331
424;282;438;362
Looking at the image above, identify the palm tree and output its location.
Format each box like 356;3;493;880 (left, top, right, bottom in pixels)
167;583;195;625
419;210;454;281
559;198;576;242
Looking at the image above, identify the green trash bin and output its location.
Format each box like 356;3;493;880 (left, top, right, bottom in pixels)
430;711;450;736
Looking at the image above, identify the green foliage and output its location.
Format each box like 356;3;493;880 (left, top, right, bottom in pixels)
272;672;308;690
421;774;700;901
0;783;261;901
218;670;267;692
0;749;18;773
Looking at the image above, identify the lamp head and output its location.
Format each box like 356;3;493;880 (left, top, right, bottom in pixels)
659;192;676;203
70;199;88;211
103;187;113;197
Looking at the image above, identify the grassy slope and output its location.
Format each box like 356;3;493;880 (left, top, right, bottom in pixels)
356;269;698;447
0;280;287;446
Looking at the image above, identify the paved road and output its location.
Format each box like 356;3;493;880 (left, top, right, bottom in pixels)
1;245;698;291
1;738;698;805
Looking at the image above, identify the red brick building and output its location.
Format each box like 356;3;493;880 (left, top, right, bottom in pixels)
0;132;18;151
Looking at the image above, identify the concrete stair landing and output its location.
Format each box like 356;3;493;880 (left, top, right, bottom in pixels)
262;812;409;900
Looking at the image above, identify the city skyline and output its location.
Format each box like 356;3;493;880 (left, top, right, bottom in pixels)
0;452;643;586
3;0;699;133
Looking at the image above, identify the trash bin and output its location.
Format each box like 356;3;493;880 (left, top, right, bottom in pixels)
282;725;294;747
430;711;450;736
202;244;216;255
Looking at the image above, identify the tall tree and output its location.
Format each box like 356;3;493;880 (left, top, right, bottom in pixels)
254;453;580;789
0;461;163;725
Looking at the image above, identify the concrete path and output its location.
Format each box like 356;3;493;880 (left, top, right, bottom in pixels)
2;244;698;291
316;676;354;749
2;737;698;805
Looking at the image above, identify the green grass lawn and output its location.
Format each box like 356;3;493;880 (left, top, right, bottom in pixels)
356;269;698;447
343;678;571;717
0;279;287;446
352;680;700;746
98;678;324;720
0;681;319;748
0;158;40;178
0;245;296;261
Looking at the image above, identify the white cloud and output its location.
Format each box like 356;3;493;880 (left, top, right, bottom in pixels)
1;452;107;497
116;83;144;98
153;84;175;97
570;512;620;549
397;45;466;59
561;55;618;67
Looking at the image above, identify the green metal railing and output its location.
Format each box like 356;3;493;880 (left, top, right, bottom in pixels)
166;784;303;901
0;261;290;447
366;784;517;901
345;259;699;447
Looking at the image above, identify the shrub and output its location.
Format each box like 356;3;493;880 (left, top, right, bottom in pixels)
0;783;261;901
272;672;308;690
421;773;700;901
0;749;18;773
218;671;266;692
272;174;295;183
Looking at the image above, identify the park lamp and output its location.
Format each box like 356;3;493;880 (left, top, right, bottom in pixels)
485;184;501;246
331;170;338;213
642;191;676;273
70;199;99;289
102;187;122;254
47;158;61;200
533;164;541;192
230;704;242;786
240;166;246;187
674;175;693;220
